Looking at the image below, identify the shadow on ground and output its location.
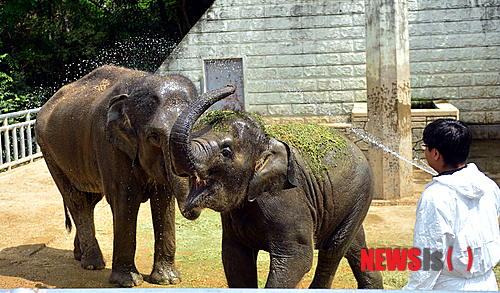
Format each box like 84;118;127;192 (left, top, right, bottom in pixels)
0;244;112;288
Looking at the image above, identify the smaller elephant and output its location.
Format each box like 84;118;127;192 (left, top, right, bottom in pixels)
35;66;235;287
168;91;383;288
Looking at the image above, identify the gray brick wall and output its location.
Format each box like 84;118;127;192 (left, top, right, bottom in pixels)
408;0;500;124
156;0;500;125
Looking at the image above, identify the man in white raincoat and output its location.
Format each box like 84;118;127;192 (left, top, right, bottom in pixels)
403;119;500;290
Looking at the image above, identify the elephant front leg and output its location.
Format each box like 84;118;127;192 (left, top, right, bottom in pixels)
222;232;259;287
266;243;314;288
108;195;143;287
149;187;181;285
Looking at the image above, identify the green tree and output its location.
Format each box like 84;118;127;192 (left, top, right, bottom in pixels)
0;53;37;114
0;0;213;112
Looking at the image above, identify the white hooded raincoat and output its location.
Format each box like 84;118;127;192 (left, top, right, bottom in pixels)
404;163;500;290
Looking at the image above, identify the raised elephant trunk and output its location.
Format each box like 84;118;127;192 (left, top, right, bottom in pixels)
169;85;236;177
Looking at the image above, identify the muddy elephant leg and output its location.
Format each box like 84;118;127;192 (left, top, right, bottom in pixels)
266;244;314;288
310;204;367;288
72;192;104;267
106;187;143;287
344;225;384;289
44;156;105;270
221;223;259;287
149;184;180;285
309;248;343;289
69;196;106;270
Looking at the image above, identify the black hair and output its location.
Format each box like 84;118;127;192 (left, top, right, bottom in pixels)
423;118;472;167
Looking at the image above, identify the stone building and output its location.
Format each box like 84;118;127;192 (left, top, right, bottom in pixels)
157;0;500;131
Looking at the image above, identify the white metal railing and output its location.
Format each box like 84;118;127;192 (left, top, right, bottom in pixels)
0;107;43;171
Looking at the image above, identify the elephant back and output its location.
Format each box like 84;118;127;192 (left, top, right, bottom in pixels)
266;123;363;180
36;66;135;147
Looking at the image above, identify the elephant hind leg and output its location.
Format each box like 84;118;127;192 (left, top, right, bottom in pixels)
70;192;104;270
309;248;343;289
68;190;105;270
309;204;368;288
43;155;105;270
344;226;384;289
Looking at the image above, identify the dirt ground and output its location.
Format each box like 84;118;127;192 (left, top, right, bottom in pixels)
0;159;427;289
1;140;497;289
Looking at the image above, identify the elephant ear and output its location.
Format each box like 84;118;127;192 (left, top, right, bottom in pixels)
106;94;138;160
247;138;297;202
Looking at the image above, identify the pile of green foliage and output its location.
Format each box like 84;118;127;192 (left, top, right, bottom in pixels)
267;123;351;177
195;110;267;134
196;110;352;178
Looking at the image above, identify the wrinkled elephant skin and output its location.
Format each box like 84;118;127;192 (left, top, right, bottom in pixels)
169;95;384;289
35;65;233;287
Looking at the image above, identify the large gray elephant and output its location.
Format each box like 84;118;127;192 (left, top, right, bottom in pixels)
169;90;384;288
35;65;235;287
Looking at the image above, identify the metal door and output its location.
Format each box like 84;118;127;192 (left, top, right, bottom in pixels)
204;59;245;111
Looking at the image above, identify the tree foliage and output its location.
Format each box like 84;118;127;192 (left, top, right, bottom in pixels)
0;0;213;112
0;53;37;114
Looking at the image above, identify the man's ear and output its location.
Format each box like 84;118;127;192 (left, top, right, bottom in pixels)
432;148;441;161
106;94;138;160
247;138;297;202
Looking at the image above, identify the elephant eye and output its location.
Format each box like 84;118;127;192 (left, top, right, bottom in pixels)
148;132;161;146
221;147;232;158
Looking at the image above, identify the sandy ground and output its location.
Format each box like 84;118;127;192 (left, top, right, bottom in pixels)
0;158;432;289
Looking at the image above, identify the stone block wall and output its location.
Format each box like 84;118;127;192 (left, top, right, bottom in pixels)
408;0;500;124
156;0;500;125
157;0;374;124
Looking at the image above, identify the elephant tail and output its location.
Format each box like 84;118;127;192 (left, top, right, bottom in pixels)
64;204;72;233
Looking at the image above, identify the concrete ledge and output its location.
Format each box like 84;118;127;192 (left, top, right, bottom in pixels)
351;100;460;122
411;100;460;118
351;102;369;122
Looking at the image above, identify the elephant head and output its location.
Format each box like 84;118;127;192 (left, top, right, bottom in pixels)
169;86;297;213
105;74;236;219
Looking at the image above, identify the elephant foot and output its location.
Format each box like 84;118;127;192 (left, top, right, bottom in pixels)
110;269;143;287
80;257;106;270
150;265;181;285
73;236;104;270
357;270;384;289
79;249;106;270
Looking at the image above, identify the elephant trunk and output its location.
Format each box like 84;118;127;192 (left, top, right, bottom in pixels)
169;85;236;177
